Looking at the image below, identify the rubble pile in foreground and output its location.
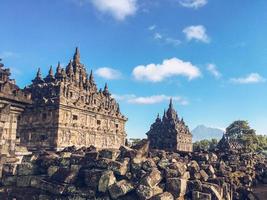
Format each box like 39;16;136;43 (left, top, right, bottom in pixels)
0;140;266;200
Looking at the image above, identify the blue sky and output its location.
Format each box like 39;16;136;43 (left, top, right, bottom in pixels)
1;0;267;139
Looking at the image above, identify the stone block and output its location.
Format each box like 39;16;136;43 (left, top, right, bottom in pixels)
84;169;104;189
108;180;134;199
16;175;34;187
136;185;163;200
98;170;116;193
50;167;79;184
152;192;174;200
30;177;67;195
166;178;187;198
109;159;129;176
202;184;222;200
141;168;162;188
2;163;17;176
1;175;17;186
192;191;211;200
199;169;209;181
47;165;60;177
99;149;119;160
17;162;38;176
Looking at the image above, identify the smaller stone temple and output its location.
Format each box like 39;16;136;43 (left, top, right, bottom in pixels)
146;99;193;152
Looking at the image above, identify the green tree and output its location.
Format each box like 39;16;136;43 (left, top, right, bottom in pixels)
129;138;142;146
222;120;266;152
193;139;218;151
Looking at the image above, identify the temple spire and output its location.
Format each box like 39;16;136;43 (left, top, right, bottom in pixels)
56;62;61;73
89;70;94;82
103;83;110;96
36;68;42;79
44;66;55;82
163;109;166;120
55;62;63;79
167;97;177;120
66;60;73;75
169;98;173;110
156;113;161;122
48;66;54;77
32;67;43;84
73;47;80;63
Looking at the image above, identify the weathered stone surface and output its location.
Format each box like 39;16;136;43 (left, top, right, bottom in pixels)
50;167;79;184
98;170;116;193
166;178;187;198
16;175;36;187
17;163;38;176
109;159;129;176
30;177;67;195
99;149;119;160
192;191;211;200
199;169;209;181
47;165;60;177
84;169;104;189
151;192;174;200
141;168;162;188
202;183;222;200
136;185;163;200
0;143;266;200
108;180;134;199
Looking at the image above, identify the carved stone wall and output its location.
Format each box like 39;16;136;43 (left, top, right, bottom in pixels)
57;105;126;150
18;105;59;151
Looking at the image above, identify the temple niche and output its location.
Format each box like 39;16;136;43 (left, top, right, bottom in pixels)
146;99;193;152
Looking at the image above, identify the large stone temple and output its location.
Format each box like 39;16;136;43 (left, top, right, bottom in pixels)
146;99;193;152
0;48;127;156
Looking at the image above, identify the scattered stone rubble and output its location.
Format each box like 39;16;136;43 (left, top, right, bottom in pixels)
0;140;266;200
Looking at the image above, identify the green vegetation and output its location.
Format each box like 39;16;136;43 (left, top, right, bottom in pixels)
194;120;267;152
193;138;218;151
225;120;267;152
129;138;142;146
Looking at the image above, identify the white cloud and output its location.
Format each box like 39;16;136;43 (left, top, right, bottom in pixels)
154;32;163;40
206;64;221;78
0;51;19;59
231;73;266;84
154;33;181;46
148;25;156;31
112;94;189;105
165;37;181;46
183;25;210;43
179;0;207;9
132;57;201;82
95;67;122;80
90;0;137;21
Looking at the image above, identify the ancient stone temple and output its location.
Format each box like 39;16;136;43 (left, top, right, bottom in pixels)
146;99;193;152
0;49;127;153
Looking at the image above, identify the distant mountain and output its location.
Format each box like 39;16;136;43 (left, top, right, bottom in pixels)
192;125;225;142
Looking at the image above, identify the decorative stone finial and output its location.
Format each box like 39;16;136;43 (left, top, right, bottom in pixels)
103;83;110;96
56;62;61;73
66;60;73;75
73;47;80;63
49;66;54;77
169;98;173;110
89;70;94;82
37;68;42;78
